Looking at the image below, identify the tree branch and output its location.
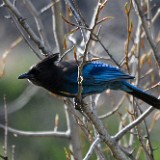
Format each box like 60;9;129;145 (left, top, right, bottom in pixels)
133;0;160;68
51;0;65;54
83;136;101;160
3;0;51;56
0;86;39;116
23;0;51;49
0;124;70;138
114;106;154;141
83;104;129;160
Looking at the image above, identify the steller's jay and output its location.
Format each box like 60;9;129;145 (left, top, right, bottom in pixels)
18;53;160;109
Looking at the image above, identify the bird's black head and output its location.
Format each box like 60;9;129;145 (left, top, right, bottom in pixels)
18;53;59;86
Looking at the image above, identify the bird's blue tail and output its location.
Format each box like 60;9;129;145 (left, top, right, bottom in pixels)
121;81;160;109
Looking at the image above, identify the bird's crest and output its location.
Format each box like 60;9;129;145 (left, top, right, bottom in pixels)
37;53;60;67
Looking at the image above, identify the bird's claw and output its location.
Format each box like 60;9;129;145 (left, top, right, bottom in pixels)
74;98;84;111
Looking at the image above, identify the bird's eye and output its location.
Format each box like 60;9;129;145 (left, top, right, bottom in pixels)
30;68;40;75
27;68;40;80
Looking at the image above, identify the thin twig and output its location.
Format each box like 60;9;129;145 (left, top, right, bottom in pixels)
124;0;133;72
40;1;57;14
83;136;101;160
0;36;23;79
0;124;70;138
139;106;154;159
64;0;87;42
93;34;120;67
89;95;106;160
10;13;42;59
11;145;15;160
82;103;129;159
3;96;8;159
66;99;106;160
77;1;103;103
64;102;83;160
0;86;39;115
3;0;51;56
23;0;51;49
114;106;154;141
51;0;65;54
152;7;160;23
133;0;160;68
99;95;125;119
59;45;75;61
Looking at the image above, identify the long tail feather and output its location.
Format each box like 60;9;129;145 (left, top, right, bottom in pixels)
122;82;160;109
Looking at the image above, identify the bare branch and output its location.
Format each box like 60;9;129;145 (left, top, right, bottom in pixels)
0;124;70;138
40;1;55;14
3;96;8;159
83;136;101;160
114;106;154;141
64;101;83;160
51;0;65;54
133;0;160;68
11;145;15;160
23;0;51;49
3;0;51;56
64;0;87;42
152;7;160;23
83;104;129;159
10;14;42;59
99;95;125;119
124;0;133;72
93;34;120;67
0;86;39;115
0;36;22;79
77;0;102;104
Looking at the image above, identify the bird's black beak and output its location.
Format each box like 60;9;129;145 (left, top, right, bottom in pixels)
18;72;29;79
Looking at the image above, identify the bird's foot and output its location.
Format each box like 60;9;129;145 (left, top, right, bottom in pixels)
74;98;86;111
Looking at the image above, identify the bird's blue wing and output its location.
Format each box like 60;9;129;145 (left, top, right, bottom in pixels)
82;61;134;85
63;61;134;85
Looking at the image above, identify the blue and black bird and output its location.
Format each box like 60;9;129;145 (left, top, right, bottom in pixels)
18;53;160;109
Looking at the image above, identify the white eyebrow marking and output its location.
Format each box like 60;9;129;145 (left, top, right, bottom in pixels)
29;64;36;70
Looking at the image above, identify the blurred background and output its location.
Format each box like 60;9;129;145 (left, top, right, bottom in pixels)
0;0;160;159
